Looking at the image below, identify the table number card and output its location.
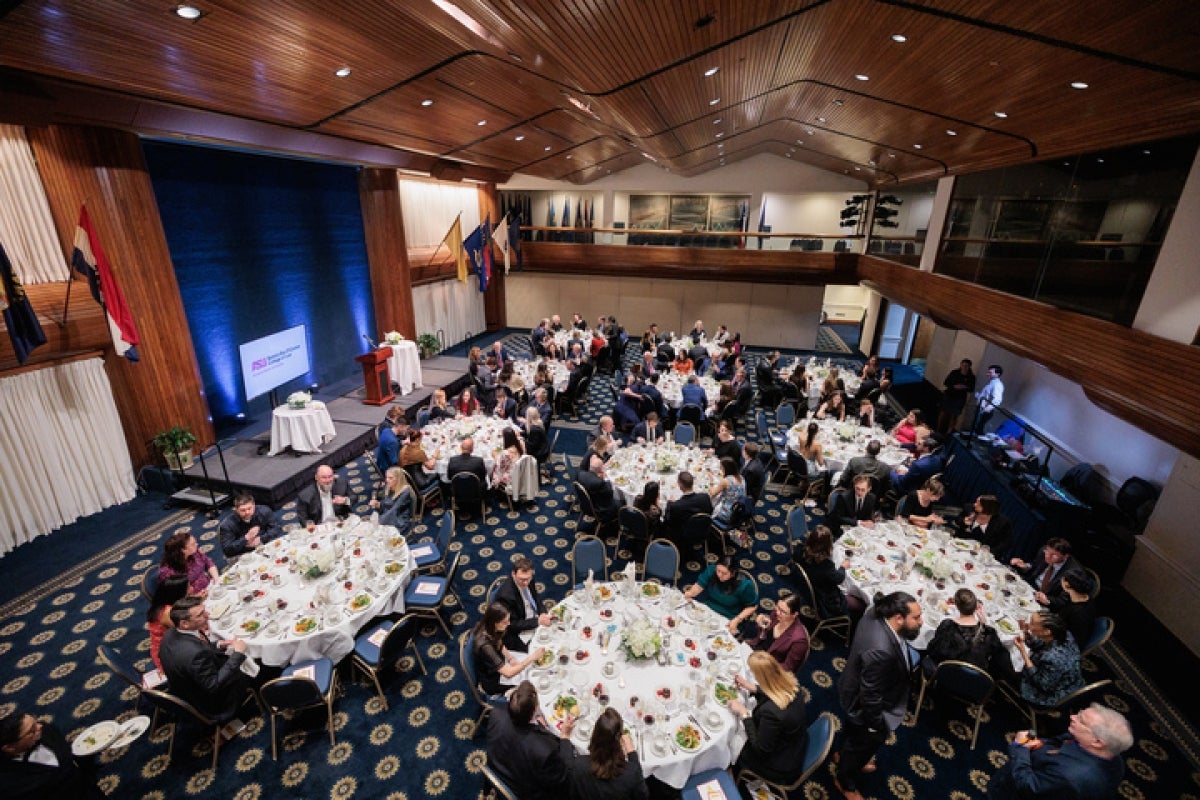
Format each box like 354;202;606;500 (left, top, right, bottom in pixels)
290;664;317;681
414;581;440;596
367;628;389;647
411;545;433;557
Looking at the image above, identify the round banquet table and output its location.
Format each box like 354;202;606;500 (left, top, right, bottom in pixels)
419;414;520;481
551;328;597;354
784;417;909;474
605;443;722;505
206;517;415;666
656;373;722;410
515;581;753;789
837;520;1038;670
385;340;423;396
513;357;569;393
781;357;863;409
268;403;336;456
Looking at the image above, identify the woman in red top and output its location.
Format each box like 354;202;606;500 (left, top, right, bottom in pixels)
455;387;481;416
892;408;924;446
146;576;189;672
673;349;694;374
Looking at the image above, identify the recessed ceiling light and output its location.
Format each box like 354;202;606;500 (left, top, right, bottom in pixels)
1097;158;1105;163
891;34;907;43
335;67;351;78
174;4;202;19
544;146;552;151
1142;149;1151;155
713;118;722;124
817;117;827;123
508;52;523;62
946;129;957;136
515;135;525;141
855;74;870;81
833;99;844;106
913;144;922;149
854;166;862;171
715;132;724;138
786;154;792;158
994;111;1008;118
796;140;803;145
704;67;719;77
709;98;720;106
888;153;896;158
717;143;724;148
1070;81;1089;90
477;120;487;126
566;155;573;159
421;99;434;107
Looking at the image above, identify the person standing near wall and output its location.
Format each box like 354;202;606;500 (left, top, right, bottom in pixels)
938;358;976;433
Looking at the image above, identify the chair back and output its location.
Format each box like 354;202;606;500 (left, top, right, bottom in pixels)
451;472;484;508
459;630;488;705
755;412;777;456
894;492;910;518
485;578;505;605
1082;616;1114;657
679;404;704;428
572;535;608;585
510;454;539;501
644;540;680;585
480;762;519;800
682;512;714;544
673;422;696;446
935;659;995;705
415;407;431;430
1052;679;1113;713
775;402;796;429
141;565;160;603
380;614;420;666
260;674;324;712
435;509;456;552
442;552;462;588
1085;567;1102;599
141;687;215;726
574;480;598;518
796;712;837;784
97;645;143;689
792;561;821;617
618;506;650;543
786;506;809;554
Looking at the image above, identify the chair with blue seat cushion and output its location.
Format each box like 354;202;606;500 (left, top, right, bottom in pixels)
351;613;427;709
415;407;431;430
774;401;796;435
404;553;462;637
141;565;160;603
413;510;455;574
673;421;696;446
460;629;505;735
683;767;740;800
738;711;836;796
793;561;852;642
141;686;262;771
481;759;519;800
405;464;443;519
755;411;779;472
572;480;599;535
451;472;488;519
571;534;608;588
617;506;651;560
259;657;338;759
713;494;756;550
96;644;156;712
1082;616;1114;658
914;659;994;750
644;539;680;585
786;505;809;558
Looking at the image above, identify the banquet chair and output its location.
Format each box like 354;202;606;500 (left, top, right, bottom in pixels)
540;429;561;481
413;510;455;574
352;613;427;709
141;686;261;771
415;407;431;430
141;565;160;603
792;561;852;641
673;421;697;446
451;472;488;519
484;577;505;607
96;645;153;711
773;401;796;437
259;657;338;760
460;629;508;736
713;494;756;550
678;404;707;440
683;768;740;800
481;760;520;800
1081;616;1115;658
617;506;651;560
572;480;599;536
505;454;539;509
913;659;995;749
1085;567;1102;599
404;553;462;637
754;412;780;473
571;535;608;588
682;512;723;559
786;505;809;558
405;464;443;519
644;540;680;585
738;712;835;797
1012;678;1115;736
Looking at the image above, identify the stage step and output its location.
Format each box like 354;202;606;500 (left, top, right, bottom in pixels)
170;487;230;510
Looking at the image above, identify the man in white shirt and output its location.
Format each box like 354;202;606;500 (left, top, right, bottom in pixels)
974;364;1005;435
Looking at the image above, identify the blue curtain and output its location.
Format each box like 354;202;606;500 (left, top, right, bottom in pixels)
143;141;375;425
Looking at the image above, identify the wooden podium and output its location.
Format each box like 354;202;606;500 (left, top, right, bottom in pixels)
355;347;395;405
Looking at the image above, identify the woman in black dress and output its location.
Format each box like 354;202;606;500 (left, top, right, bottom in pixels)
727;651;810;784
632;480;664;541
471;603;545;697
923;588;1008;679
567;707;649;800
797;524;866;620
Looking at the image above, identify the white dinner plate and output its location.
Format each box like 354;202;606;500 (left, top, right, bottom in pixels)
107;715;151;749
72;720;120;756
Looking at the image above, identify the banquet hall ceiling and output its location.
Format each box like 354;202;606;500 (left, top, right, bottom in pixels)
1;0;1198;185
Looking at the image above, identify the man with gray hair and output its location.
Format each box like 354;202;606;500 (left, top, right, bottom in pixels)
987;703;1132;799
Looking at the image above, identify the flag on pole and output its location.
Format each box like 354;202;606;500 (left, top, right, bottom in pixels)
72;206;140;361
0;242;48;365
588;199;596;244
492;214;511;274
737;200;749;250
463;216;493;292
757;200;768;250
480;213;493;291
438;215;469;282
510;210;524;270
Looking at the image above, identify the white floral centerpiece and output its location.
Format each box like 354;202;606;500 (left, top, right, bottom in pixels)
287;391;312;410
916;549;954;580
654;450;678;473
384;331;404;345
296;546;335;579
620;617;662;660
837;421;859;441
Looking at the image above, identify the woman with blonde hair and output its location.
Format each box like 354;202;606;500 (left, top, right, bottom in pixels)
370;466;414;534
728;651;810;783
427;388;453;422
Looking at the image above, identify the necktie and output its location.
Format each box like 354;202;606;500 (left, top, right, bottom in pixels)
855;497;862;515
1040;565;1054;594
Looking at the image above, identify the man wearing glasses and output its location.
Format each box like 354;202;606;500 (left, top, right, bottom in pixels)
159;596;254;724
0;711;104;799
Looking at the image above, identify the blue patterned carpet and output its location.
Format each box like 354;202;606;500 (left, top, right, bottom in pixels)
1;336;1197;800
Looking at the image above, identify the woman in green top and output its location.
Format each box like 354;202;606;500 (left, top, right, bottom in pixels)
684;555;758;636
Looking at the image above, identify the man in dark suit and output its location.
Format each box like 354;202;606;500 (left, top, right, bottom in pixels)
961;494;1014;559
297;464;354;525
490;340;511;370
491;385;518;422
632;411;666;444
0;711;105;800
494;556;553;651
159;596;254;723
890;436;944;494
641;373;666;420
219;493;282;558
829;475;878;533
656;335;675;369
741;443;766;501
577;454;621;529
663;471;714;546
1010;537;1081;606
835;591;923;800
531;387;553;426
486;681;575;800
374;416;405;472
840;440;892;491
731;368;754;411
987;704;1131;800
447;437;489;487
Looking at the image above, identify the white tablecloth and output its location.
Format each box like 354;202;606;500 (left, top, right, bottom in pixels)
605;443;722;506
513;358;569;393
551;328;597;354
385;340;423;396
656;373;722;410
269;403;336;456
837;521;1037;669
519;582;752;789
207;518;415;666
781;357;863;409
420;415;520;481
784;417;908;474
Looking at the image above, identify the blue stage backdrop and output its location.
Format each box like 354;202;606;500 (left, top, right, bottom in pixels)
143;141;375;425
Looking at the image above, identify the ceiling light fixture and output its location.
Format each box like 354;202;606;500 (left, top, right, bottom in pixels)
946;129;957;136
1097;158;1105;163
1142;149;1151;155
854;166;862;170
713;118;722;124
855;74;869;81
913;144;922;149
174;4;202;19
544;146;552;151
566;155;572;159
515;135;525;141
994;111;1008;118
477;120;487;126
715;132;724;138
704;67;719;77
421;99;434;107
833;99;844;106
335;67;351;78
888;153;896;158
432;0;504;47
1070;81;1089;89
709;98;720;106
891;34;907;43
817;117;827;123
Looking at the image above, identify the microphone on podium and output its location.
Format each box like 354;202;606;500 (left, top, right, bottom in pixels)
363;333;378;349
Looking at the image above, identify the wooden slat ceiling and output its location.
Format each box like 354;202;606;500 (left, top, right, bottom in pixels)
1;0;1197;185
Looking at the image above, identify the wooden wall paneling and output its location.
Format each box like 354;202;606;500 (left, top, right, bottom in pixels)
27;124;213;468
857;255;1200;458
478;183;506;331
0;281;108;372
359;168;416;339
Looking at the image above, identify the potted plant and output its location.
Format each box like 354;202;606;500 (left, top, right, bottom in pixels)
416;333;441;359
152;425;198;470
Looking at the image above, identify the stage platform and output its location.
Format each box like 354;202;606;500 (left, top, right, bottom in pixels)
176;355;469;509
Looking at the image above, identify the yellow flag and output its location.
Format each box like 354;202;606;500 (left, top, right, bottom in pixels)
446;217;468;282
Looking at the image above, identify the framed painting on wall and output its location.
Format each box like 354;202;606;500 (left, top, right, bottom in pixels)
669;195;710;231
628;195;669;229
708;195;750;231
